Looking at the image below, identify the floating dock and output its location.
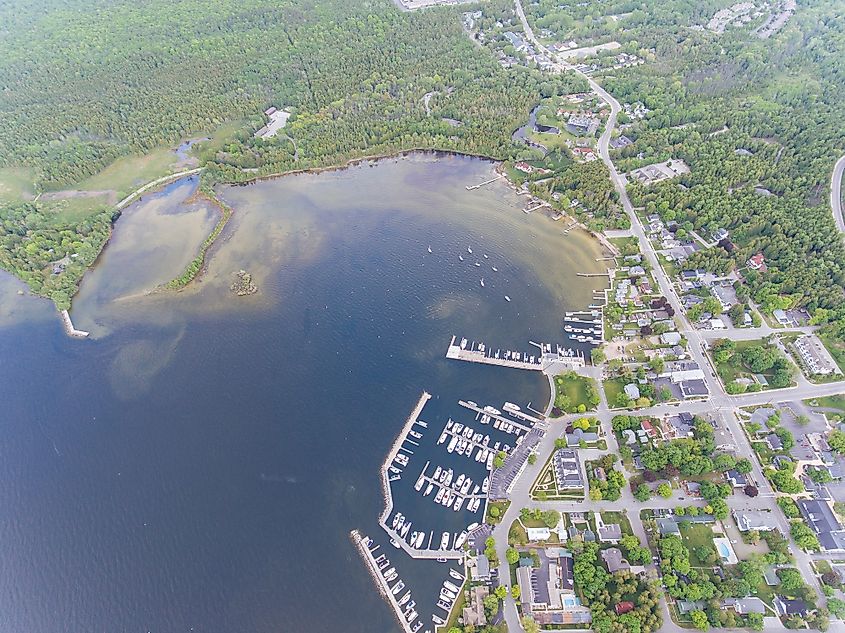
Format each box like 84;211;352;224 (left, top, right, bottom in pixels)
445;336;584;371
458;400;538;432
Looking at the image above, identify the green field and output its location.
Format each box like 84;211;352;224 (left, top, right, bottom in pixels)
77;148;179;198
819;331;845;376
553;372;598;412
41;195;113;224
0;167;36;203
679;522;718;567
805;394;845;413
603;377;627;407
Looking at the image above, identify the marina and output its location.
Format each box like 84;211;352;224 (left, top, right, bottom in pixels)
445;335;585;372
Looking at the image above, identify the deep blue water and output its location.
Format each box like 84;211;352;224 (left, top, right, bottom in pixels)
0;155;604;633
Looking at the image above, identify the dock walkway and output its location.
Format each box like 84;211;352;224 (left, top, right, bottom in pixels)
445;336;584;372
457;401;534;433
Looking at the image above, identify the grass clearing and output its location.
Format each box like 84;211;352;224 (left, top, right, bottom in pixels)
0;167;36;202
678;522;717;567
41;195;112;224
77;148;178;198
805;394;845;413
819;331;845;375
194;119;249;161
602;377;627;407
553;372;598;412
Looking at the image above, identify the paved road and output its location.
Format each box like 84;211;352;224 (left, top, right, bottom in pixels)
832;154;845;233
502;2;839;630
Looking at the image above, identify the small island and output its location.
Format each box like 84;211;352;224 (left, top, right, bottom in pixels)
230;270;257;296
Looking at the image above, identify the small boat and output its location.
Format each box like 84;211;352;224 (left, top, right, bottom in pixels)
474;262;481;267
453;497;464;512
455;473;465;489
411;621;422;632
454;423;464;433
444;580;461;593
434;487;445;503
409;531;418;545
444;469;453;486
480;278;485;287
447;436;458;453
401;522;411;538
409;430;422;439
384;568;397;581
414;475;425;491
427;246;432;253
392;513;403;529
405;608;417;623
492;266;498;271
441;532;450;549
424;482;434;496
454;531;468;549
504;295;511;302
467;247;473;254
414;532;425;548
432;614;446;626
390;539;400;550
460;479;472;495
450;569;465;581
467;522;479;531
483;254;489;259
399;591;411;606
440;589;456;601
433;466;442;479
481;477;489;493
458;255;464;261
392;580;405;595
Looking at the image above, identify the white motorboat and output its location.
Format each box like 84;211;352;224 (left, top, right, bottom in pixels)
424;482;434;496
467;247;473;254
390;539;400;549
472;485;480;495
384;566;396;578
447;436;458;453
460;479;472;495
454;423;463;433
481;477;489;493
504;295;511;302
444;469;453;486
427;246;432;253
467;522;479;531
392;513;403;529
440;532;450;549
444;580;461;593
440;589;456;601
400;522;411;539
492;266;498;271
399;591;411;606
414;532;425;548
450;568;465;581
437;431;447;444
392;580;405;595
453;497;464;512
414;475;425;491
433;466;442;480
434;487;445;503
480;278;484;287
455;473;465;489
483;254;488;259
458;255;464;261
432;615;446;626
474;262;481;267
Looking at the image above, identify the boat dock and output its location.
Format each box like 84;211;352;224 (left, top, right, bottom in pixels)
457;400;534;433
60;310;89;338
465;174;503;190
445;336;584;371
351;531;422;633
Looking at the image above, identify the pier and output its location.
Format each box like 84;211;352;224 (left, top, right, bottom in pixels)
457;401;535;433
351;531;418;633
465;174;503;190
377;393;463;561
523;201;548;213
445;336;585;372
60;310;89;338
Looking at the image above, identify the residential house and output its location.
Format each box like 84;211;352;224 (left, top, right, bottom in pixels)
615;601;635;615
597;523;622;544
733;510;778;532
463;585;490;627
747;253;767;272
766;433;784;451
773;596;808;618
601;547;630;573
721;597;766;615
797;499;845;551
624;383;641;400
657;518;681;537
725;469;748;488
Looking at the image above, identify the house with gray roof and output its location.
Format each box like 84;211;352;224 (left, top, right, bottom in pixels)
722;597;766;614
601;547;630;573
733;510;778;532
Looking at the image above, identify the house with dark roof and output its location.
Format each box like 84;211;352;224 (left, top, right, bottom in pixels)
796;499;845;551
726;469;748;488
601;547;630;573
657;518;680;537
773;596;808;618
766;433;784;451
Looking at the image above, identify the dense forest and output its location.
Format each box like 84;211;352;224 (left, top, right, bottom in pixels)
0;0;561;307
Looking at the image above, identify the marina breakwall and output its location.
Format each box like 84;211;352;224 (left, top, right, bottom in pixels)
60;310;89;338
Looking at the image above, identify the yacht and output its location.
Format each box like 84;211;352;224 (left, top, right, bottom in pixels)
455;473;465;489
504;295;511;302
440;532;450;549
400;522;411;539
453;497;464;512
437;431;447;444
440;589;456;601
453;423;464;434
447;436;458;453
390;539;400;549
409;531;418;546
409;430;422;439
445;419;454;430
411;622;423;633
444;469;453;487
434;487;445;503
414;532;425;548
483;254;489;259
414;475;425;491
392;513;403;529
432;615;446;625
405;609;417;623
460;479;472;495
481;477;489;493
427;246;432;253
492;266;498;272
424;482;434;496
433;466;442;480
472;484;480;495
444;580;461;594
384;567;396;580
399;591;411;606
392;580;405;595
467;522;480;531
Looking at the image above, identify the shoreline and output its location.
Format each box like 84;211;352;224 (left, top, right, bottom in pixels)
56;147;611;337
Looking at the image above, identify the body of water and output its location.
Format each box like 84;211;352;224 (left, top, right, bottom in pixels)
0;154;606;632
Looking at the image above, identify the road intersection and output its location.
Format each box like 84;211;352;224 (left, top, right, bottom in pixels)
485;3;845;631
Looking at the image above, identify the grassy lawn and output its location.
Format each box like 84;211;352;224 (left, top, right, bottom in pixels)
678;523;717;567
553;372;597;412
486;500;510;525
602;377;627;408
713;339;790;388
805;394;845;413
0;167;36;202
819;331;845;375
41;194;112;224
77;147;179;197
509;519;528;547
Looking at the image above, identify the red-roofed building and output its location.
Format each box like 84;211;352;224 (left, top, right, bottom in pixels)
515;162;533;174
747;253;767;272
615;601;635;615
641;419;657;438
